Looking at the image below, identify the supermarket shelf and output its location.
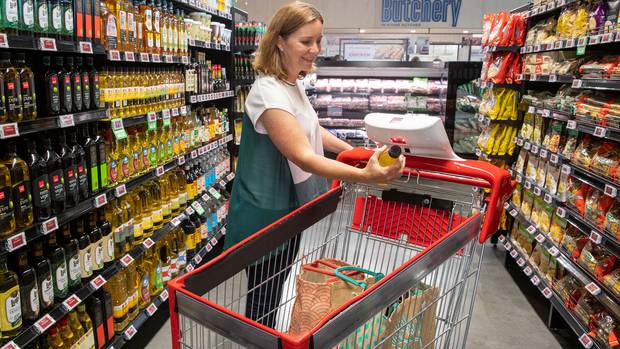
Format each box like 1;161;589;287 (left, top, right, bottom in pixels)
474;147;515;162
519;73;574;84
505;202;620;319
480;81;522;90
501;236;603;349
571;120;620;143
519;31;620;54
0;34;106;54
170;0;232;21
524;0;579;19
476;113;521;126
0;109;109;140
482;45;522;53
512;136;566;165
103;105;190;128
0;134;234;257
188;90;235;104
106;50;189;65
529;106;573;121
234;44;259;52
188;39;231;52
3;177;232;349
508;168;563;206
103;224;227;349
569;163;620;200
562;204;620;258
572;78;620;92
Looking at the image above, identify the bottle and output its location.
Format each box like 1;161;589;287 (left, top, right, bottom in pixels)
48;326;64;348
134;0;143;53
91;123;109;189
84;297;105;349
0;52;23;122
152;0;161;53
103;271;127;333
3;141;34;229
127;0;137;51
147;248;162;296
30;241;54;313
68;129;89;201
43;56;61;116
40;136;66;215
59;223;81;292
58;317;75;346
129;129;143;176
76;304;94;344
67;57;83;112
56;130;79;208
119;137;131;182
13;251;39;326
160;0;167;55
57;56;72;114
60;0;72;37
77;125;98;197
88;222;104;274
136;256;150;309
128;191;143;245
68;310;85;340
100;0;118;50
14;53;37;120
140;0;153;53
45;232;69;301
1;0;20;32
35;0;50;34
105;130;119;186
49;0;62;35
147;180;162;231
74;219;93;281
136;185;152;239
378;145;402;167
98;208;114;267
125;263;139;322
86;57;100;109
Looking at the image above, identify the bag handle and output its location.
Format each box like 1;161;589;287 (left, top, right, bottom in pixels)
334;266;385;290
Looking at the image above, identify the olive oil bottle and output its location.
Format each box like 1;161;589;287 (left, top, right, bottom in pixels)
3;141;34;229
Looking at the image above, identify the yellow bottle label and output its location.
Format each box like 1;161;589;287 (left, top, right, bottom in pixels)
134;222;143;238
0;285;21;332
185;233;195;250
152;209;163;224
162;203;171;216
142;216;153;230
171;197;180;211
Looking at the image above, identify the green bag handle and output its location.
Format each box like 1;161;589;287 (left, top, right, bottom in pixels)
334;266;385;290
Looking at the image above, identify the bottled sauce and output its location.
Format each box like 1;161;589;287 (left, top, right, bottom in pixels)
12;251;39;326
45;232;69;301
48;326;65;348
67;56;83;113
86;57;101;109
41;136;66;215
30;241;54;313
0;52;23;122
68;129;90;201
58;317;75;346
14;53;37;120
43;56;61;116
3;141;34;229
59;223;81;292
56;130;79;208
57;56;73;114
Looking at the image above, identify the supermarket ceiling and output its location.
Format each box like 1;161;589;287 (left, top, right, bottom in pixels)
236;0;525;33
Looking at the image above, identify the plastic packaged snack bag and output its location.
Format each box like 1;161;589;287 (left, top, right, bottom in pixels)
513;184;523;207
557;169;572;202
561;129;579;158
545;162;561;194
585;189;615;228
526;153;539;180
532;114;545;145
512;13;527;46
567;176;590;215
550;212;568;244
482;13;497;46
539;201;555;233
602;268;620;297
515;148;529;174
531;197;544;226
520;111;536;140
588;1;607;35
536;158;548;187
578;241;617;278
605;200;620;239
591;141;620;181
521;189;535;219
490;12;510;46
574;4;589;38
572;135;602;168
561;225;589;258
542;120;563;153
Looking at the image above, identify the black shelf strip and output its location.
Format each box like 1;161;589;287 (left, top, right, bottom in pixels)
188;40;231;52
234;44;259;53
501;236;604;349
480;81;523;90
106;50;190;65
188;90;235;104
505;202;620;319
0;34;106;54
233;78;256;86
0;109;108;140
519;73;574;84
6;172;232;349
102;105;190;129
572;78;620;92
483;45;522;53
476;113;521;126
310;91;443;97
170;0;232;21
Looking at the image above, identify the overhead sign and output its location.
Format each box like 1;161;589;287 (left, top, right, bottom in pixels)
380;0;463;27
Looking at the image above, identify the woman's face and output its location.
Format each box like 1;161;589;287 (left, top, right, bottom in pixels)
278;19;323;79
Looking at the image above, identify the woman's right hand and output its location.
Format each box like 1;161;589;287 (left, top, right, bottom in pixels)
362;146;406;183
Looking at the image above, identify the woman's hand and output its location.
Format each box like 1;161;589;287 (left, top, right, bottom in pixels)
362;146;406;183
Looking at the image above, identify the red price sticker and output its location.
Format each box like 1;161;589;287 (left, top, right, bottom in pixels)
509;209;518;217
41;216;59;235
0;33;8;48
572;79;583;88
2;341;19;349
156;166;165;177
171;216;182;227
585;282;601;295
510;250;518;258
62;294;82;311
185;207;195;216
160;289;169;301
504;242;512;251
124;51;135;61
35;314;56;333
193;254;202;265
527;225;537;234
554;40;563;49
39;37;57;51
202;194;210;202
556;207;566;218
114;184;127;198
533;187;542;196
542;287;553;299
191;150;197;159
524;181;532;190
604;184;617;198
151;54;161;63
205;243;213;251
58;114;75;128
503;202;510;210
210;237;218;246
524;142;531;150
180;106;187;115
593;126;607;138
124;325;137;340
517;138;524;146
227;173;235;181
539;149;548;159
535;234;545;243
186;264;195;272
94;193;108;208
140;52;150;62
589;230;602;244
544;193;553;204
6;232;26;252
120;254;134;268
177;155;185;165
541;109;551;117
171;108;179;117
549;246;560;257
181;56;189;64
0;123;19;139
523;266;533;276
90;275;106;290
143;238;155;249
146;303;158;316
550;153;559;164
530;275;540;286
517;258;526;267
561;165;571;175
579;334;594;348
499;235;506;243
108;50;121;61
79;41;93;54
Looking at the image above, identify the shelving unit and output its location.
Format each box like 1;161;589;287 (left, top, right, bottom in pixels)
0;109;109;139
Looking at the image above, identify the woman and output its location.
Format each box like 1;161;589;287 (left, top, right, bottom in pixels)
225;1;405;328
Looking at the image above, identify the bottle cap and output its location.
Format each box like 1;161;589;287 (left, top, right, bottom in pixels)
387;145;402;159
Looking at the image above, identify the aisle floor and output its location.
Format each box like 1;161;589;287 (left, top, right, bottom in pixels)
146;243;564;349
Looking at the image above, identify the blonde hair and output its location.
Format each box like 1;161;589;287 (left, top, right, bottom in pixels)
253;1;323;81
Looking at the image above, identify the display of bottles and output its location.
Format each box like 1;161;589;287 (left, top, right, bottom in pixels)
59;223;81;292
14;53;37;120
234;21;266;47
41;136;66;215
186;55;229;95
43;56;61;116
234;55;256;82
55;130;80;209
1;51;24;122
2;141;34;229
234;85;249;113
12;251;38;326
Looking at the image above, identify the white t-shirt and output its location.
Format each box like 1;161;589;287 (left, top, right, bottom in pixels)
245;74;328;204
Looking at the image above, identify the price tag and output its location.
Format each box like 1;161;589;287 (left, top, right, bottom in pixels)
530;275;540;286
190;150;197;159
531;144;539;154
188;38;196;46
63;294;82;311
556;207;566;218
499;235;506;243
90;275;106;290
180;106;187;115
535;234;545;243
181;56;189;64
193;254;202;265
147;112;157;131
524;142;531;150
41;216;59;235
530;73;538;81
2;341;19;349
534;45;542;52
510;250;518;258
509;209;518;217
191;201;206;215
589;230;602;244
186;264;194;272
572;79;583;88
516;174;523;183
108;49;121;61
526;46;533;53
177;155;185;165
544;193;553;204
156;166;165;177
94;193;108;208
554;40;564;49
202;194;210;202
533;186;542;196
197;146;205;156
226;172;235;181
602;32;613;43
578;334;594;348
35;314;56;333
585;282;601;295
170;216;182;227
6;232;26;252
539;149;548;159
0;33;8;48
210;237;218;246
524;181;532;190
524;266;533;276
171;108;179;117
205;243;213;252
527;225;537;234
114;184;127;198
120;254;134;267
146;303;158;316
162;109;171;127
517;138;524;146
566;120;577;130
541;110;551;119
589;35;601;45
477;114;485;122
517;258;526;267
57;113;76;128
209;188;222;200
151;54;161;63
542;287;553;299
545;42;554;50
184;207;195;216
124;51;135;61
39;37;57;51
549;246;560;257
140;52;150;62
190;95;197;104
577;36;588;46
566;38;576;48
604;184;617;198
561;164;571;175
593;126;607;138
550;153;559;164
0;123;19;139
111;118;127;139
164;55;173;63
504;242;512;251
142;238;155;249
124;325;137;340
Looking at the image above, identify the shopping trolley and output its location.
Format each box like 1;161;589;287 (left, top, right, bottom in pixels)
168;116;514;349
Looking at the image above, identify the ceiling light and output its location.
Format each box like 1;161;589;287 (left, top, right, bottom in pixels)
410;29;416;33
359;29;366;33
462;30;470;34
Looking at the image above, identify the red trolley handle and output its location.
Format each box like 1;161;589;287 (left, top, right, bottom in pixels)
335;147;515;243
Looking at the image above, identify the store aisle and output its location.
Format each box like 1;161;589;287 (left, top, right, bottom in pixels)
146;244;564;349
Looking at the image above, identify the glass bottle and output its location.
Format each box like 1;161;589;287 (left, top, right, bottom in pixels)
45;231;68;301
43;56;60;116
160;0;167;55
152;0;161;54
125;263;138;321
78;57;91;111
117;0;127;51
128;191;143;245
0;52;23;122
30;241;53;313
78;125;99;196
48;326;64;348
88;221;104;275
119;137;131;182
55;130;79;208
59;223;80;292
136;185;153;239
12;251;38;326
1;141;32;230
40;136;65;215
127;0;137;52
105;130;119;186
57;56;73;114
68;129;89;201
1;0;20;32
76;303;92;333
100;0;118;50
103;271;127;333
49;0;61;36
86;57;100;109
134;0;143;53
74;218;92;282
35;0;50;34
136;256;150;309
91;123;108;189
60;0;72;37
14;52;36;120
67;57;82;113
140;0;153;53
58;317;75;346
97;207;114;267
147;180;162;231
68;310;85;340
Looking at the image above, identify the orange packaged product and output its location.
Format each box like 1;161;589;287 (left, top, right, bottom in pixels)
482;13;496;46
